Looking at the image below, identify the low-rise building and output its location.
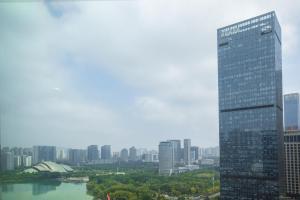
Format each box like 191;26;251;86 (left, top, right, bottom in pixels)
24;161;73;173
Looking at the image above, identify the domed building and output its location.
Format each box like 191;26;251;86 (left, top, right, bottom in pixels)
24;161;73;173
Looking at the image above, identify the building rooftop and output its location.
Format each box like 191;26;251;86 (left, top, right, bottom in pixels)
24;161;73;173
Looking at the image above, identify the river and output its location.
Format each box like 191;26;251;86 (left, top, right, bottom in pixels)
0;180;93;200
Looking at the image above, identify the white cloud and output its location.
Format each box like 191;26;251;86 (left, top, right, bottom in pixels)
134;96;186;122
1;1;300;150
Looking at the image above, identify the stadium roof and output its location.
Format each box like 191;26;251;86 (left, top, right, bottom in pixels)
24;161;73;173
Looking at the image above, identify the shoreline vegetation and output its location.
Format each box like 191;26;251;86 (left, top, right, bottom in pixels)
0;163;220;200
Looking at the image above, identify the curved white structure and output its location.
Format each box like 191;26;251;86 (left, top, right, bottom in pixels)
24;161;73;173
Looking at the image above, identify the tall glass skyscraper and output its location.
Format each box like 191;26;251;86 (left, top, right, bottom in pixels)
87;145;99;162
284;93;300;130
167;140;181;164
217;12;284;199
184;139;191;165
101;145;111;160
33;146;57;164
159;141;174;176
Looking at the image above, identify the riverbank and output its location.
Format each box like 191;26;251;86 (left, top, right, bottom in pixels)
0;171;62;184
0;171;88;184
59;176;89;183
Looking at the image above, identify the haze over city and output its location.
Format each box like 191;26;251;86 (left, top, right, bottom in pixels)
1;1;300;150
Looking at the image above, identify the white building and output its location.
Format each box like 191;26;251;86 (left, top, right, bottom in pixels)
22;155;32;167
120;148;128;161
14;155;22;168
56;147;69;161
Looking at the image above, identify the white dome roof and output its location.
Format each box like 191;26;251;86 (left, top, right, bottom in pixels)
25;161;73;173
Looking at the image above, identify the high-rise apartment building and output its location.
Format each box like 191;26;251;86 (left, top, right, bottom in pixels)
68;149;87;165
22;155;32;167
159;141;174;176
129;146;137;161
101;145;111;160
14;155;21;168
11;147;23;156
184;139;191;165
112;152;120;160
87;145;99;162
218;12;284;199
33;146;56;164
1;151;14;171
56;147;69;162
23;148;33;156
284;130;300;198
200;146;220;158
144;150;158;163
191;146;199;161
120;148;129;161
168;140;181;164
136;148;147;160
284;93;300;131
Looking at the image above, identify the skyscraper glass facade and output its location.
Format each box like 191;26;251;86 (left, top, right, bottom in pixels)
184;139;191;165
159;141;174;176
101;145;111;160
87;145;99;162
284;93;300;130
218;12;284;199
33;146;56;164
168;140;181;164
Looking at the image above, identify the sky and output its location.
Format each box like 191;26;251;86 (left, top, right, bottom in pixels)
0;1;300;151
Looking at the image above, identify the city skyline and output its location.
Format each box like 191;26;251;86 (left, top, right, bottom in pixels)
1;139;220;171
1;1;300;150
1;141;219;154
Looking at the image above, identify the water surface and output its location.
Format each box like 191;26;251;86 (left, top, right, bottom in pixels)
0;181;93;200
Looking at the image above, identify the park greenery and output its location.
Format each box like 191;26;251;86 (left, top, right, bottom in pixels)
0;162;155;183
74;161;159;173
0;162;220;199
86;169;220;200
0;170;61;183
